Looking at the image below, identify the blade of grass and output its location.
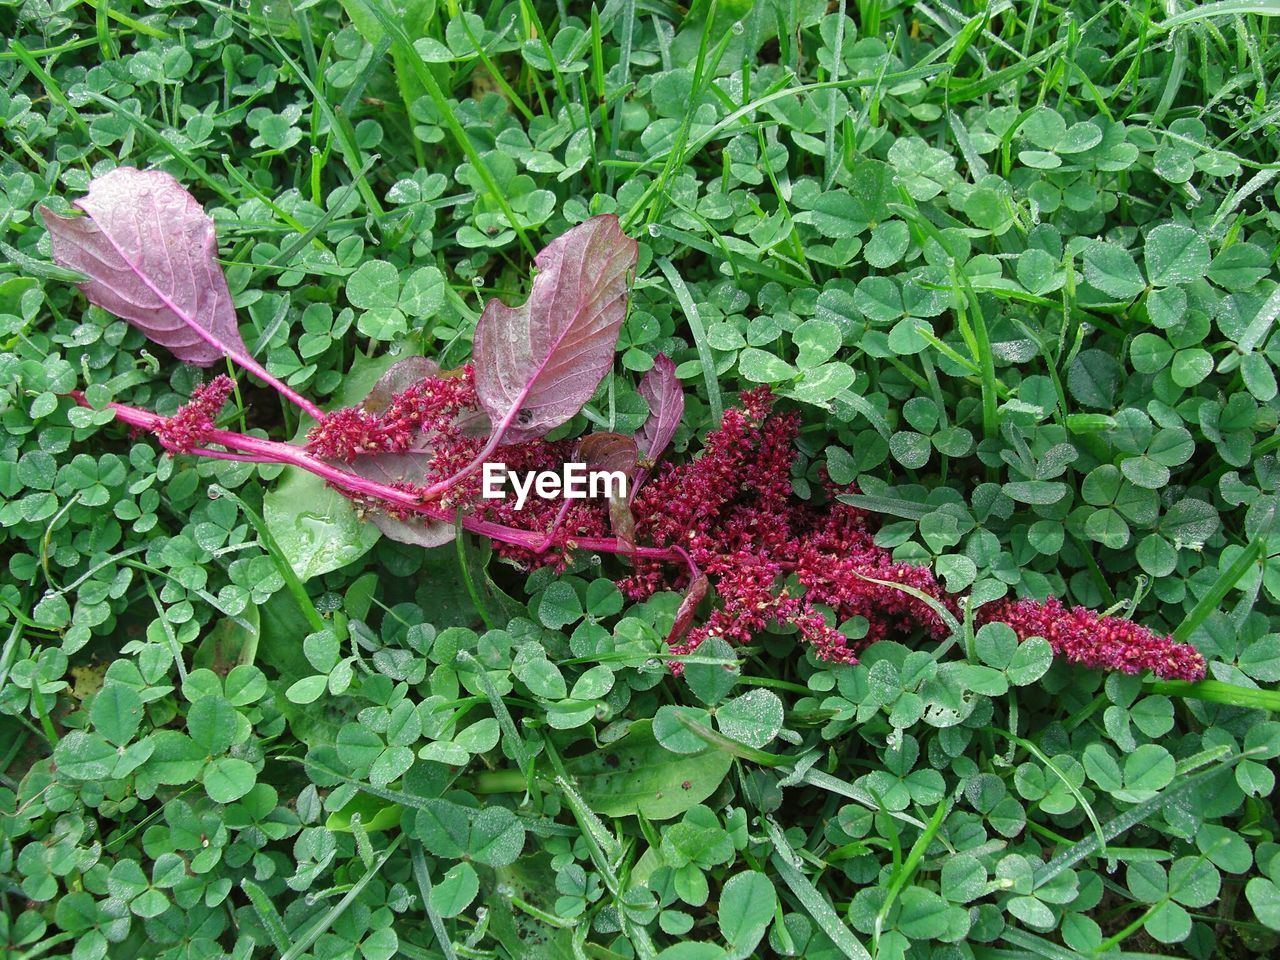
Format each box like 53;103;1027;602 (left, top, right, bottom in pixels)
1032;745;1238;890
9;42;92;141
646;0;723;224
874;799;950;950
265;37;385;219
606;0;636;193
1145;677;1280;712
987;726;1110;866
208;485;326;634
673;712;791;766
455;510;495;630
1160;0;1280;30
143;576;188;686
765;817;873;960
853;571;962;636
1173;538;1264;643
82;92;237;202
837;493;932;521
620;63;952;229
409;841;461;960
656;257;723;425
241;879;291;953
75;0;172;38
281;836;403;960
456;649;532;785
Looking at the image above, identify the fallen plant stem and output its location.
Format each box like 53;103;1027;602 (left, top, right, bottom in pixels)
74;391;698;576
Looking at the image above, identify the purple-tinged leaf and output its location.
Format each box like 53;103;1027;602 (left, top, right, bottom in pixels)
472;215;638;445
353;450;455;548
576;432;639;551
668;575;709;647
42;168;241;365
609;497;637;553
41;167;320;418
575;432;639;478
636;353;684;462
362;356;439;414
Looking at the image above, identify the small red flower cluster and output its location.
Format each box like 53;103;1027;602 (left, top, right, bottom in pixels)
979;595;1206;680
620;387;954;664
154;375;236;453
308;365;479;461
308;364;612;562
444;432;614;564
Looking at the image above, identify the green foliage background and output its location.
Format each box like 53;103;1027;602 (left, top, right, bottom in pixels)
4;1;1280;958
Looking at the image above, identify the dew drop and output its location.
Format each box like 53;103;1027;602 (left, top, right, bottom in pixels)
731;20;744;35
646;223;660;238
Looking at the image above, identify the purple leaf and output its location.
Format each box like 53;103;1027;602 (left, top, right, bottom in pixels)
668;574;709;647
575;432;639;478
609;496;637;553
344;357;455;548
362;356;440;414
41;167;320;418
472;214;638;445
636;353;684;462
576;432;640;550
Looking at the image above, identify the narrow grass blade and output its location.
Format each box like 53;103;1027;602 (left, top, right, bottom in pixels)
281;836;403;960
765;817;872;960
1173;538;1264;643
1160;1;1280;30
1033;746;1239;890
1146;677;1280;713
656;257;723;424
241;879;291;953
410;841;460;960
356;0;535;256
208;485;326;634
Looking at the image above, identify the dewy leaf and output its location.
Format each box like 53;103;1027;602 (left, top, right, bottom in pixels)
564;718;732;820
636;353;685;464
1083;240;1146;301
472;214;638;444
1144;223;1210;287
42;167;320;417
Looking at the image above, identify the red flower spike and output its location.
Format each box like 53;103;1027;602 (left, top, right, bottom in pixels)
307;365;478;461
980;596;1206;681
154;375;237;453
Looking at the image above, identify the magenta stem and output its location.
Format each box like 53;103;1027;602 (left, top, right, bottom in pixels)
82;394;697;572
419;397;522;497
